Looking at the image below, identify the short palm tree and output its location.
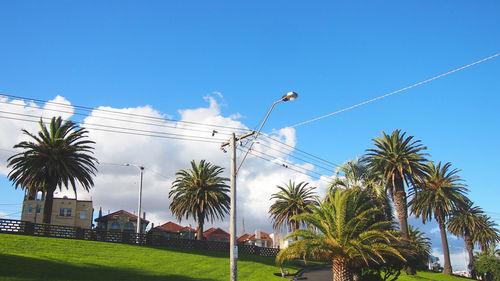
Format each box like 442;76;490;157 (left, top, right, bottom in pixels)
447;201;486;277
8;117;98;224
169;160;230;240
474;215;500;254
407;225;431;270
269;181;317;238
409;161;468;275
277;188;405;281
363;130;428;241
329;158;392;220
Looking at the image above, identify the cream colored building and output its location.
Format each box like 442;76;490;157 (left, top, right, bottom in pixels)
21;195;93;229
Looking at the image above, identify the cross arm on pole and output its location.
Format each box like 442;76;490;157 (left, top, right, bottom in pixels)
220;130;255;148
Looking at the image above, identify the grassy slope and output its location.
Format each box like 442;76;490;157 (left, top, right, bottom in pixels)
398;271;470;281
0;233;299;281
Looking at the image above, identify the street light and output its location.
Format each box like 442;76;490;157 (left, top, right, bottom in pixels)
125;163;144;234
222;91;299;281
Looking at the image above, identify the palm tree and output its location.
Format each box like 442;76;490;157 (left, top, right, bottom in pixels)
407;225;431;270
409;161;468;275
448;201;486;278
277;188;405;281
269;181;317;238
169;160;230;240
363;130;428;242
329;158;392;221
474;215;500;254
8;117;98;224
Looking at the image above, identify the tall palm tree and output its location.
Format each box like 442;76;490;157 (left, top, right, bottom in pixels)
329;158;392;221
169;160;230;240
447;201;486;278
409;161;468;275
269;181;317;238
363;130;428;242
474;215;500;254
277;188;405;281
8;117;98;224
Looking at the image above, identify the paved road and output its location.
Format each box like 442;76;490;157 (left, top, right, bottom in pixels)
294;266;332;281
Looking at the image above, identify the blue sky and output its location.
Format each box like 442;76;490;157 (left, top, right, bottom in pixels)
1;1;499;271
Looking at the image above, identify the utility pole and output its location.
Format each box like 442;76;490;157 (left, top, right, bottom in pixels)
221;130;255;281
221;91;298;281
137;166;144;234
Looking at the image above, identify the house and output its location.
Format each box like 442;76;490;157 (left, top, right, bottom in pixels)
21;192;93;229
94;209;149;233
203;227;229;242
237;230;273;248
149;221;195;239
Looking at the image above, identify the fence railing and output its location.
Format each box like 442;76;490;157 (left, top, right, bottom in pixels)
0;218;280;257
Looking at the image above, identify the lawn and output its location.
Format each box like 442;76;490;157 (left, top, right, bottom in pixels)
0;233;299;281
397;271;470;281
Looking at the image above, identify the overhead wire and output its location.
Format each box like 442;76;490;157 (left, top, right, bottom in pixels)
288;52;500;128
0;115;226;144
0;94;345;181
236;147;334;185
259;133;341;167
1;97;343;175
0;93;249;132
0;99;237;136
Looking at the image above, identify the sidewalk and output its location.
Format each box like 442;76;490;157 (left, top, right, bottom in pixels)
293;265;332;281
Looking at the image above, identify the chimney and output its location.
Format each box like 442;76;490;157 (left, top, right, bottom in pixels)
143;211;146;220
255;229;261;240
98;207;102;218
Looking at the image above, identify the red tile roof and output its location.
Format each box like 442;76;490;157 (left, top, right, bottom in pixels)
155;221;183;232
237;231;272;242
154;221;195;232
203;227;229;239
94;210;149;223
237;233;251;243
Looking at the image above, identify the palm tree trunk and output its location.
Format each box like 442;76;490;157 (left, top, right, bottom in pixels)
463;233;476;279
393;189;415;275
438;219;453;275
333;258;353;281
197;219;204;241
393;190;409;239
292;219;299;242
42;185;56;224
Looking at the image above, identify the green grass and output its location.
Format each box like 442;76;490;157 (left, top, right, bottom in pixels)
0;233;299;281
396;271;470;281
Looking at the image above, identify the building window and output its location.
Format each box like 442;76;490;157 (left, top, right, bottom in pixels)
59;208;65;216
66;208;72;217
80;211;86;219
220;237;228;242
36;205;41;213
28;204;33;214
111;222;121;230
124;222;134;231
210;237;217;241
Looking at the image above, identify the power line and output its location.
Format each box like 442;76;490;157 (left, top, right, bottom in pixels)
259;133;341;167
238;148;334;185
0;93;249;132
0;100;237;136
251;141;336;173
0;115;226;144
289;52;500;128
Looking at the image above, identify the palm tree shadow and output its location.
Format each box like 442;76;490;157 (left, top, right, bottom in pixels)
144;245;294;271
0;253;217;281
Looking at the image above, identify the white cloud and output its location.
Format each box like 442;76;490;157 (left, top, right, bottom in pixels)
0;94;325;236
0;96;75;175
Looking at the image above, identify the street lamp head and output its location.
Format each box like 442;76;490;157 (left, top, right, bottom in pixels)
282;91;298;102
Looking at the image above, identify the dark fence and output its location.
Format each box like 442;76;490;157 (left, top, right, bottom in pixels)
0;218;280;257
